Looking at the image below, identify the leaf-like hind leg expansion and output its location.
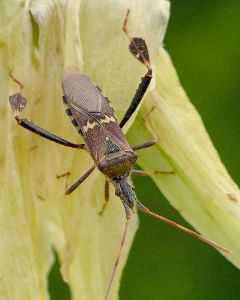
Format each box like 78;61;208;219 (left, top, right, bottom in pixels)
120;9;153;128
99;180;110;216
9;74;84;149
65;165;96;195
122;10;152;70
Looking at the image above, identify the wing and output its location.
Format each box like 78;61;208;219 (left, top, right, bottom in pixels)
62;68;132;162
62;68;104;116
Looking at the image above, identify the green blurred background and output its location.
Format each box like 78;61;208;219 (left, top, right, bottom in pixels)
48;1;240;299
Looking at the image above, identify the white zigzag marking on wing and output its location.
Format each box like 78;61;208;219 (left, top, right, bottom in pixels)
83;115;116;133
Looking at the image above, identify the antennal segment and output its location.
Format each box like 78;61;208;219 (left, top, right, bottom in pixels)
136;200;231;253
104;216;130;300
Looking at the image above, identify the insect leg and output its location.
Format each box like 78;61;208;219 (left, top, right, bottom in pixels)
119;69;152;128
132;108;174;175
131;169;150;176
9;92;84;149
65;165;95;195
131;169;174;177
98;180;110;216
120;9;152;128
56;171;71;190
132;107;158;151
9;72;24;91
56;171;71;179
132;140;156;151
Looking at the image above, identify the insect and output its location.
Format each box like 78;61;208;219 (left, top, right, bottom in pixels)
9;9;229;300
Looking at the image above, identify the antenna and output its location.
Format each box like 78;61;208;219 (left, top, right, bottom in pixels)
104;217;130;300
136;200;230;253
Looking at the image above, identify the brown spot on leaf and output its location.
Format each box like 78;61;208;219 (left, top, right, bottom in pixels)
227;193;238;202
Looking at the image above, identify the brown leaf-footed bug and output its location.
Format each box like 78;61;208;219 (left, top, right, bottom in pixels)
9;9;230;300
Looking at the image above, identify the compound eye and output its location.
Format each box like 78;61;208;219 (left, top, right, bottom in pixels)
112;176;121;181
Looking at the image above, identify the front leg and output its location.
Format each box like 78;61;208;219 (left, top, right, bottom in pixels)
65;165;96;195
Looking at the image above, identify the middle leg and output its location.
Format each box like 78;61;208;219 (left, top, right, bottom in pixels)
131;107;158;151
131;169;174;176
